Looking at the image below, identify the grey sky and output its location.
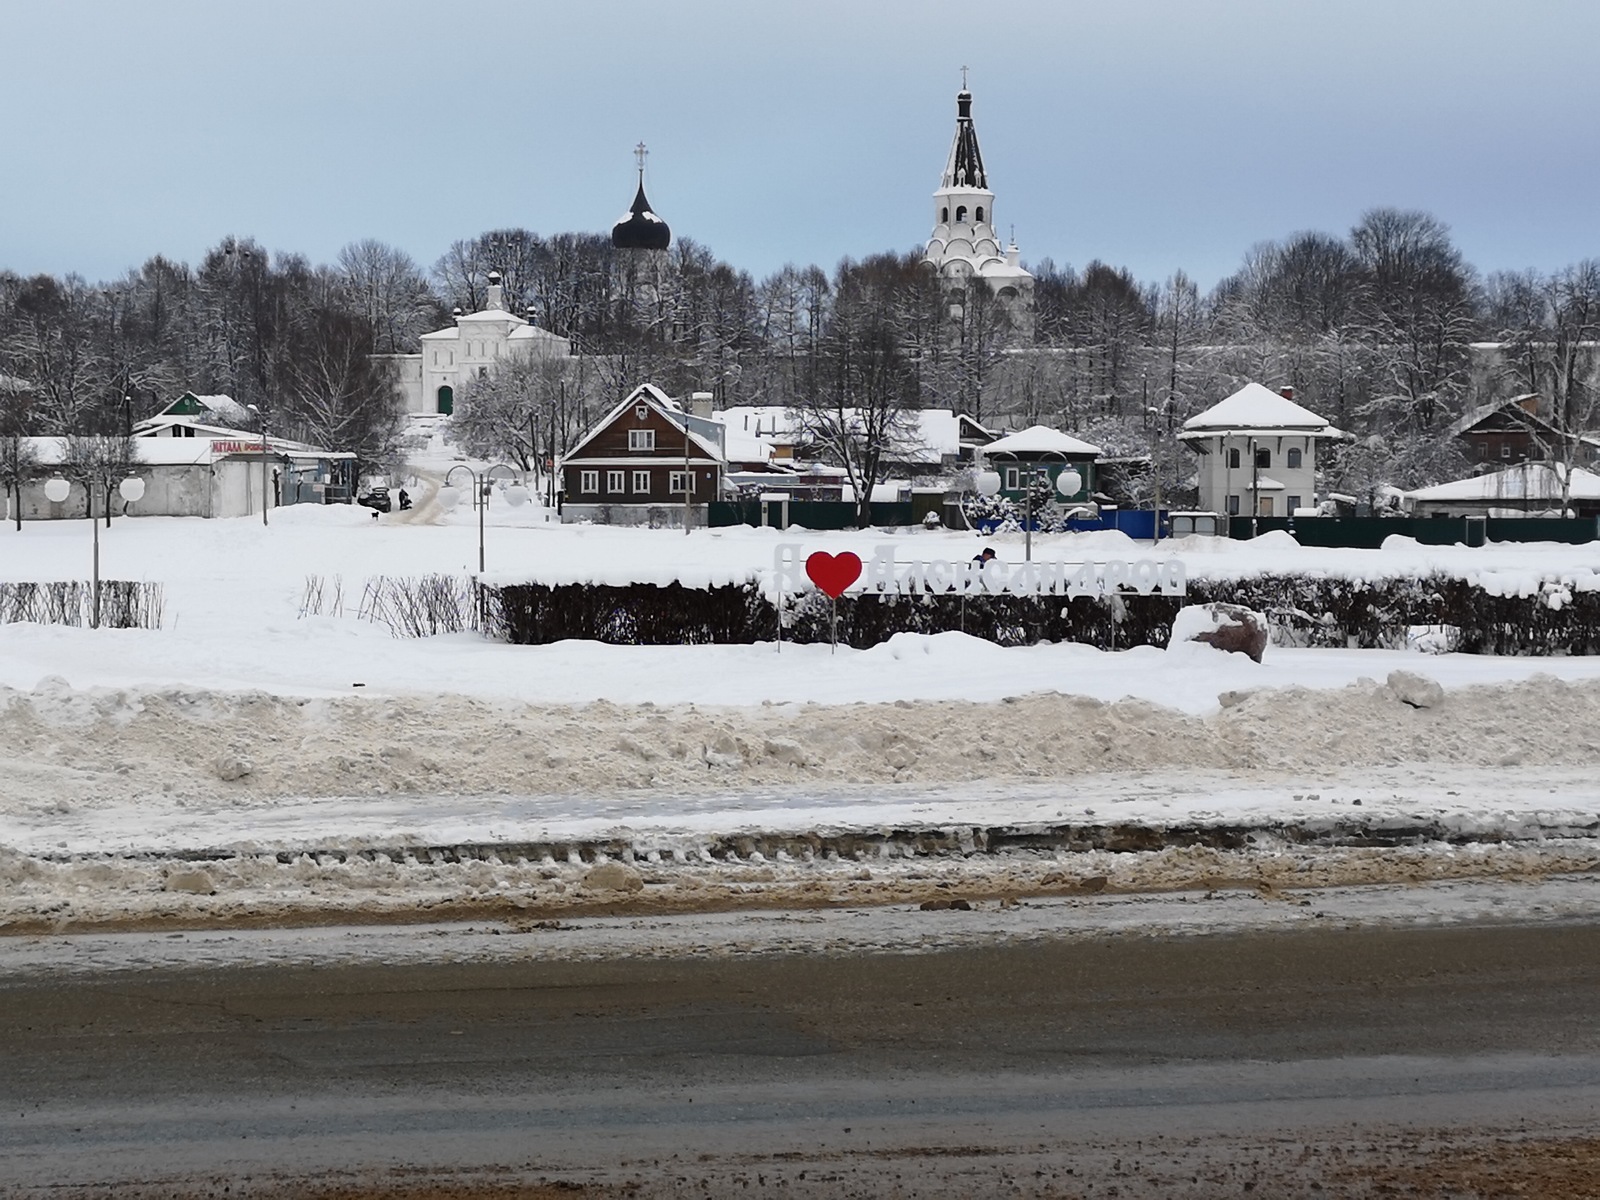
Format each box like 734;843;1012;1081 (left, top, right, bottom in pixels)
4;0;1597;290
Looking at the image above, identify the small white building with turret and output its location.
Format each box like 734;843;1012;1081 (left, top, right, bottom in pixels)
379;272;570;416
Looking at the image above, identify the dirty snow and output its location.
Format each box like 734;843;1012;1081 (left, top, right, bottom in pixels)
2;504;1599;949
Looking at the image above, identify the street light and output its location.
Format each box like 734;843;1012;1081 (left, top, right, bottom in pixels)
1021;453;1078;563
440;463;524;574
43;473;143;628
246;404;269;527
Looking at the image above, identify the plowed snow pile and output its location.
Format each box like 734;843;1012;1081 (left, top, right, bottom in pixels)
2;673;1598;934
6;671;1599;804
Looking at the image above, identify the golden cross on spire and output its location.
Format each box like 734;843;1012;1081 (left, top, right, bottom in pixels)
960;65;969;89
634;142;648;174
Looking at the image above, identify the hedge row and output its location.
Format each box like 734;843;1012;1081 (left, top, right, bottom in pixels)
0;580;165;630
479;573;1600;656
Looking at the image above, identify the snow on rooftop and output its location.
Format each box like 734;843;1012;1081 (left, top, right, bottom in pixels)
1183;382;1334;433
1406;462;1600;503
981;424;1102;457
27;436;216;467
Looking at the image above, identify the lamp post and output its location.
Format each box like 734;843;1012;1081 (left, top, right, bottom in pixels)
439;463;525;574
246;404;269;527
43;473;143;628
1017;452;1078;563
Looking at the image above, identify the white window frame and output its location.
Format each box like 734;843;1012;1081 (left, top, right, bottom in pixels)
607;469;626;493
628;429;656;452
670;470;691;495
632;470;650;493
580;470;599;494
1004;466;1021;490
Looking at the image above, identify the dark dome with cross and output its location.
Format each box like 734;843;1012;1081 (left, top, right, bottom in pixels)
611;142;671;251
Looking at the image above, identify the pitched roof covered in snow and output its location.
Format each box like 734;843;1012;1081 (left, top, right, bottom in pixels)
562;384;725;465
1405;462;1600;503
980;424;1102;458
1180;383;1342;438
153;392;254;426
713;406;992;463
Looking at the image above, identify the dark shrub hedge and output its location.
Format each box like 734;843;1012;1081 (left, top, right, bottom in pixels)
479;573;1600;656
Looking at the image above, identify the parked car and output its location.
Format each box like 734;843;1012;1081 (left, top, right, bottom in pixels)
357;486;392;513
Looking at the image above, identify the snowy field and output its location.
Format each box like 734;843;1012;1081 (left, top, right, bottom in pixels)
2;497;1600;955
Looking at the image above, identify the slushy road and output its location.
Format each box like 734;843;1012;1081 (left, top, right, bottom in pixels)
3;921;1600;1197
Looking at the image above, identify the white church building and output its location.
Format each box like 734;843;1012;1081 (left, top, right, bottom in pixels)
381;272;571;416
923;82;1034;313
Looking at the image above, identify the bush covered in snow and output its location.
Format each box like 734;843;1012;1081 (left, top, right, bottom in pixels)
478;572;1600;655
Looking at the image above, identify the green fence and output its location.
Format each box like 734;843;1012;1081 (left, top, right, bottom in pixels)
711;499;918;530
1229;515;1600;548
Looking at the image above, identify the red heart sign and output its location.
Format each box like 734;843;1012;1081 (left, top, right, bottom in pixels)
806;551;862;599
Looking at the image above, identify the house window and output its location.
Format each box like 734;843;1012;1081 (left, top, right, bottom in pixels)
1288;495;1302;512
1255;448;1271;468
1005;467;1021;490
607;469;625;493
628;429;656;452
1477;442;1488;459
580;470;599;494
976;206;985;222
1501;444;1511;458
1227;448;1241;469
632;470;650;493
477;367;488;379
670;470;691;495
1287;447;1302;468
1226;494;1240;515
955;205;967;222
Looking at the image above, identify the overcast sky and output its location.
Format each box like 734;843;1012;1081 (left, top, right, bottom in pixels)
4;0;1597;291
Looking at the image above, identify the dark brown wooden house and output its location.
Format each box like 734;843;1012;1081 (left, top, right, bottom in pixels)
1450;394;1600;469
559;384;726;526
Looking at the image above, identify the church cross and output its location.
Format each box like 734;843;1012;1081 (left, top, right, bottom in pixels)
961;65;969;89
635;142;648;173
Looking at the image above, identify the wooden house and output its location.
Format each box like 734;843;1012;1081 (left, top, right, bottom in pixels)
559;384;726;527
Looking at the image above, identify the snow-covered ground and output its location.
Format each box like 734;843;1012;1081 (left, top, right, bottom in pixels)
2;499;1599;952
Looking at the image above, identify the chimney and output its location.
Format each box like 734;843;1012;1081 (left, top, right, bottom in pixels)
1279;386;1296;401
1518;394;1539;416
690;391;714;419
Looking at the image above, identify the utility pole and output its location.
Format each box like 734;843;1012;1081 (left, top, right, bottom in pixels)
683;405;693;535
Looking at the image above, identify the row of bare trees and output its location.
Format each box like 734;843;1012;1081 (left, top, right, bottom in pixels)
3;207;1596;516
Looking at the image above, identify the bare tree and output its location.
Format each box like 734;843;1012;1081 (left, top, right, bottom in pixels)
337;239;442;354
60;433;137;524
794;254;925;527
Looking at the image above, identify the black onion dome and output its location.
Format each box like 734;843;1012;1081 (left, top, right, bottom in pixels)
611;180;671;250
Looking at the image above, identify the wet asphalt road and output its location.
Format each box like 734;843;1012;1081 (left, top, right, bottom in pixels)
2;921;1599;1197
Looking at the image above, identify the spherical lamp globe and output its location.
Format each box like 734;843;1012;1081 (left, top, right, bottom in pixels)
976;470;1002;498
119;476;146;503
436;486;461;511
503;484;530;507
1056;469;1083;498
44;477;71;503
